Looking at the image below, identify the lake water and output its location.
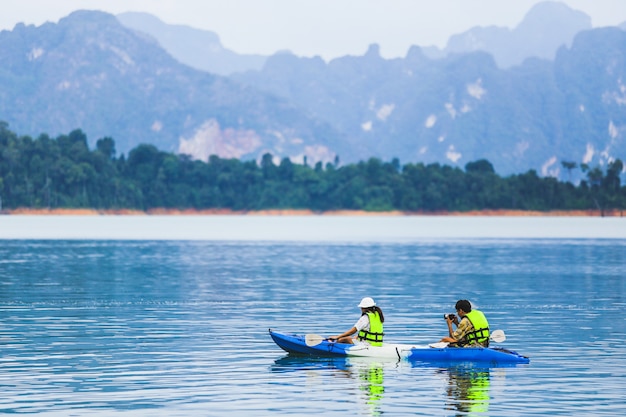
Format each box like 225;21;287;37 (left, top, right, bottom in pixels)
0;216;625;416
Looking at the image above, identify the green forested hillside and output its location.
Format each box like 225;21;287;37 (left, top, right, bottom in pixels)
0;123;623;214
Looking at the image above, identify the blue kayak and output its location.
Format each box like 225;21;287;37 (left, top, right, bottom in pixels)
269;329;530;364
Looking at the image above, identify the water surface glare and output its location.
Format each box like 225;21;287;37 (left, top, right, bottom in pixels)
0;216;625;416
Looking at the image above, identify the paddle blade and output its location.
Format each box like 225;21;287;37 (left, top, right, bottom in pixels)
305;334;325;347
429;342;449;349
490;329;506;343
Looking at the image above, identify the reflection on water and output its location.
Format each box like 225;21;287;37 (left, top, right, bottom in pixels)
271;354;350;371
440;366;491;415
357;362;385;417
273;356;499;416
272;355;387;416
272;355;506;416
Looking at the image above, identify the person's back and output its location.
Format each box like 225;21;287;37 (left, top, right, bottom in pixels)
331;297;384;345
463;308;489;347
358;308;384;346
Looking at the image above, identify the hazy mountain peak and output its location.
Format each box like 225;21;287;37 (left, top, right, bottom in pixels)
117;12;266;75
118;12;221;46
60;9;121;27
434;0;592;68
517;1;591;43
521;0;590;28
404;45;429;64
365;43;381;58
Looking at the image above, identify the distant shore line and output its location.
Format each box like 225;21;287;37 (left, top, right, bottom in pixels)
1;208;623;217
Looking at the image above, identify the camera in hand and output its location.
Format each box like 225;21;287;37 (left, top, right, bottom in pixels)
444;313;456;320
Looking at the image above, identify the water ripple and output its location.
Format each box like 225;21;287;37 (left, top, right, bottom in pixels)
1;238;625;415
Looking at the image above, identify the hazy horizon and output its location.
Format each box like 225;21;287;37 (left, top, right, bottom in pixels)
1;0;625;60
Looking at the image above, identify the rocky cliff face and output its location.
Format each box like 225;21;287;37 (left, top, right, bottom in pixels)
233;28;626;175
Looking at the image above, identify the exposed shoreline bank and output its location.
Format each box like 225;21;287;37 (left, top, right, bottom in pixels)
1;208;623;217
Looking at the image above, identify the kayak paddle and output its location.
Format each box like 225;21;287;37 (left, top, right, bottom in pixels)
304;334;326;346
490;329;506;343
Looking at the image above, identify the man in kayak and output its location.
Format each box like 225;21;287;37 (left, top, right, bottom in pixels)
329;297;385;346
440;299;490;347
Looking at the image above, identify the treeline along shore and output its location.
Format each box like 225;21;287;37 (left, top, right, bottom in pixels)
0;123;624;216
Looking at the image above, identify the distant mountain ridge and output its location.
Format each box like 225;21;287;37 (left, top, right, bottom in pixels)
232;29;626;176
424;1;592;68
117;12;267;76
0;10;342;164
0;4;625;179
118;1;597;73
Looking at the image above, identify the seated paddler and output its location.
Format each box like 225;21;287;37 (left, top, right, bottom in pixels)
439;299;490;347
330;297;385;346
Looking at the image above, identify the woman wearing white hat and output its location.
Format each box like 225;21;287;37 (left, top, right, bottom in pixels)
330;297;385;346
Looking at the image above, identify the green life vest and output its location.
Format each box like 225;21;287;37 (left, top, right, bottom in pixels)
357;311;384;347
464;309;490;346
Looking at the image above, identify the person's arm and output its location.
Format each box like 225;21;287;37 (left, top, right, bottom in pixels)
440;316;463;343
330;326;357;342
447;316;458;337
331;315;368;343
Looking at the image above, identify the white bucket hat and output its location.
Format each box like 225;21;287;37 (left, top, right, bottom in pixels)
358;297;376;308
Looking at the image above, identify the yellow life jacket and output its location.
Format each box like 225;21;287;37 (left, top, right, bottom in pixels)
464;309;490;346
358;311;384;346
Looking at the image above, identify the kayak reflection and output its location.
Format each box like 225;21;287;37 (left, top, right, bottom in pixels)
271;355;389;416
357;361;384;417
439;366;490;414
271;354;351;372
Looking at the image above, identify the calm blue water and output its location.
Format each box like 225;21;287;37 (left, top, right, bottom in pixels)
1;217;625;416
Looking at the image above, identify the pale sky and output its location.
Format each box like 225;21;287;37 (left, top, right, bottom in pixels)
1;0;625;60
